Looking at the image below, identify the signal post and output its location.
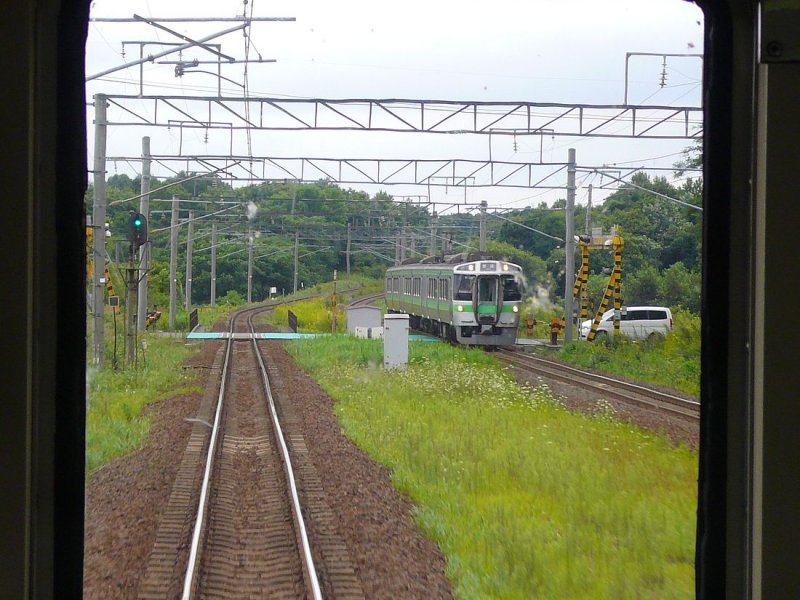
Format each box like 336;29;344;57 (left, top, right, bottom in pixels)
126;211;148;366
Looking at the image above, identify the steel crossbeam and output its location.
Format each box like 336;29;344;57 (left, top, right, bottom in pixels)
99;95;703;139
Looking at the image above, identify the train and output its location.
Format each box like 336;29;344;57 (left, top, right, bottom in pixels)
384;253;524;346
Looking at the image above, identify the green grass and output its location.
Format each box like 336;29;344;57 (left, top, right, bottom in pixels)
86;335;201;474
268;276;385;333
556;309;700;396
288;336;697;599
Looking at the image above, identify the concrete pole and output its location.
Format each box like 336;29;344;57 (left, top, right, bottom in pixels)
92;94;108;368
346;221;351;274
169;196;178;329
247;230;254;303
565;148;577;343
137;136;151;331
430;211;438;257
395;233;400;265
293;230;300;294
585;183;593;236
479;201;487;252
210;223;217;307
400;226;407;263
185;210;194;313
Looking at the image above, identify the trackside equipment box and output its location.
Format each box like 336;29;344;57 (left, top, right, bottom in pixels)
383;313;409;369
346;305;383;334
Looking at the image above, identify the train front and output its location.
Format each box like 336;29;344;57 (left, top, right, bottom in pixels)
451;260;523;346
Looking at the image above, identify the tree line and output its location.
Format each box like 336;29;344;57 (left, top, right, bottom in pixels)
87;148;702;315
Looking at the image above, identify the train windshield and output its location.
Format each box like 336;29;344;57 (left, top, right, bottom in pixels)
502;275;522;301
454;274;474;300
478;277;497;302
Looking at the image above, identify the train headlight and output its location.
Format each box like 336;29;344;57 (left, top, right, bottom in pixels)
457;305;463;312
512;305;518;313
503;264;509;271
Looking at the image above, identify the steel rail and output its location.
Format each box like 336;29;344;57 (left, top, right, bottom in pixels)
346;292;386;309
180;298;326;598
180;309;237;599
498;349;700;419
247;310;323;600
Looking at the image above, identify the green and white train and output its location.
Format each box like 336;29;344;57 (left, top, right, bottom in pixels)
385;254;524;347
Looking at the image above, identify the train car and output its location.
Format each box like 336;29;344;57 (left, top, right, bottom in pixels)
385;253;524;346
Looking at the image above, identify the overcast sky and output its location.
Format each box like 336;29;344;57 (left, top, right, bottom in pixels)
86;0;704;212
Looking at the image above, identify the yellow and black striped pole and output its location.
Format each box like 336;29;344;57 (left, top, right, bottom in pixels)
612;233;624;335
587;275;615;341
579;240;590;327
571;238;590;338
104;266;119;313
586;231;624;342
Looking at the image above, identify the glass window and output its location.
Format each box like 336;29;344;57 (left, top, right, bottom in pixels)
478;277;497;302
454;274;474;301
502;276;522;301
648;310;667;320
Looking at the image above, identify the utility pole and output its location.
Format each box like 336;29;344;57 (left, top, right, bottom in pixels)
92;93;107;368
293;230;300;294
247;229;253;303
430;211;438;257
185;210;194;314
346;221;351;274
400;227;407;263
479;200;487;252
565;148;576;343
585;183;593;236
395;233;401;265
169;196;178;329
137;136;151;331
210;223;217;307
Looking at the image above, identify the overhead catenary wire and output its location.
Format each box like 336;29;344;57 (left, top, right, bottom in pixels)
588;169;702;211
107;161;242;206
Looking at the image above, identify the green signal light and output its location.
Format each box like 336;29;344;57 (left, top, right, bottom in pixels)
134;218;143;227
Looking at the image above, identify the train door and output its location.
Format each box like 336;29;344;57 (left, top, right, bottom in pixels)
475;276;500;325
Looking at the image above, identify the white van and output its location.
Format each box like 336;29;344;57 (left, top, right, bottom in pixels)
580;306;673;340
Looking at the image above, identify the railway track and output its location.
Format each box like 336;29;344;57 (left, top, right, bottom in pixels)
497;348;700;420
346;292;385;308
183;305;320;598
138;301;365;599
